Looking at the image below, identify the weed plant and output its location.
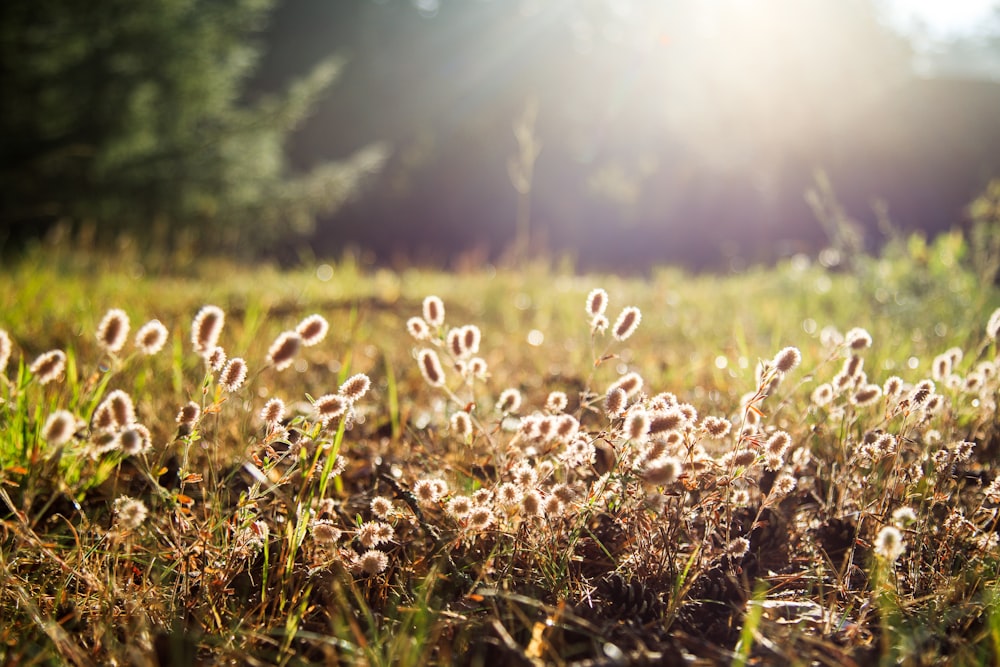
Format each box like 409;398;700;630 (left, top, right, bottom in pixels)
2;230;1000;665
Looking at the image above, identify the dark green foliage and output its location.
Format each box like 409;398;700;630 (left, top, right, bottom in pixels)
0;0;386;250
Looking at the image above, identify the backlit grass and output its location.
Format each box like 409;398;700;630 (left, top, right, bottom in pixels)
2;231;999;665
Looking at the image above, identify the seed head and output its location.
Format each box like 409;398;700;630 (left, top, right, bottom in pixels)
932;352;953;381
611;371;644;397
612;306;642;342
726;537;750;558
852;384;882;407
311;520;342;546
413;478;445;505
370;496;394;519
497;482;523;506
406;316;430;340
892;506;917;527
314;394;348;426
772;346;801;374
359;549;389;575
447;327;464;357
770;473;797;497
96;309;130;354
764;454;784;471
883;376;905;399
555;414;579;440
422;296;445;327
30;350;66;385
605;388;627;417
522;490;543;516
113;496;148;531
701;415;732;439
450;411;473;437
845;327;872;350
417;349;445;387
909;380;935;409
358;521;394;548
191;305;225;357
953;440;976;463
295;314;329;347
987;307;1000;340
648;408;683;434
546;391;568;413
624;410;650;441
640;456;681;486
985;478;1000;503
496;388;522;413
267;331;302;371
43;410;77;446
512;463;539;488
467;357;488;378
116;424;151;456
339;373;371;402
729;449;758;469
461;325;481;357
260;398;285;427
766;431;791;458
134;319;168;355
206;346;227;372
843;355;864;379
0;330;10;374
874;525;906;562
176;401;200;425
96;390;136;430
219;358;248;392
590;314;609;335
543;495;565;517
586;288;609;317
447;495;473;518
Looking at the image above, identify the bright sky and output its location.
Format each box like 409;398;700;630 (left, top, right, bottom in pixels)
883;0;998;39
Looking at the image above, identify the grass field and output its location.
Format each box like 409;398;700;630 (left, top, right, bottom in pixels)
3;229;1000;666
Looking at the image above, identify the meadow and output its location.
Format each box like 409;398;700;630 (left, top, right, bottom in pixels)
2;227;1000;666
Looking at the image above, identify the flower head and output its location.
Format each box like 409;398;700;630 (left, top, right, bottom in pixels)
219;358;248;392
359;549;389;575
176;401;200;425
612;306;642;341
134;319;169;355
874;525;906;562
496;388;522;414
407;316;430;340
191;305;225;357
113;496;148;531
43;410;77;446
450;411;473;438
94;390;136;431
115;424;151;456
845;327;872;350
314;394;348;426
988;307;1000;340
0;330;11;374
586;288;609;317
267;331;301;371
772;346;802;374
417;349;445;387
295;314;329;347
339;373;371;402
422;296;445;328
30;350;66;385
96;309;130;354
260;398;285;427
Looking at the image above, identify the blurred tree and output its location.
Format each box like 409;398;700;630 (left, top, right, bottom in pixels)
0;0;386;251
